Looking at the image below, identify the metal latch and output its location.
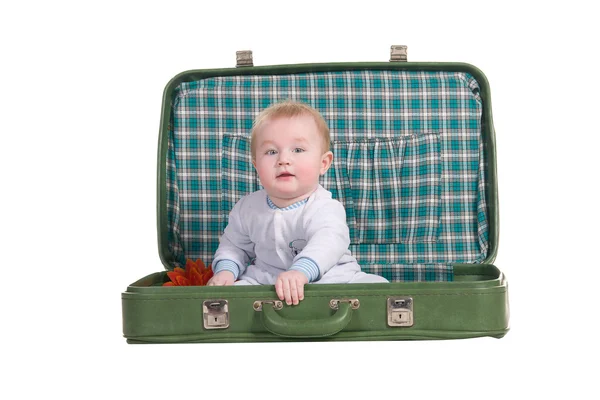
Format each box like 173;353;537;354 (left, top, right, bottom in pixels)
389;45;408;62
236;50;253;67
387;297;413;327
329;298;360;310
203;300;229;329
253;300;283;311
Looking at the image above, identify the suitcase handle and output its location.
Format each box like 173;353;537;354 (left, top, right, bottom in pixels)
260;302;354;338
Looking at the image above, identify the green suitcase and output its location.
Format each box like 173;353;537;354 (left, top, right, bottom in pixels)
122;47;509;343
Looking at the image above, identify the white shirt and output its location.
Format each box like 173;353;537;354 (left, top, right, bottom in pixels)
212;185;360;284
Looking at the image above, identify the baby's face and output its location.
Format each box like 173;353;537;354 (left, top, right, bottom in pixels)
252;115;332;208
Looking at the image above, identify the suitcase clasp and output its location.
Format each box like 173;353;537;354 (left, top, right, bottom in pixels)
203;300;230;329
253;300;284;311
387;297;414;327
329;298;360;310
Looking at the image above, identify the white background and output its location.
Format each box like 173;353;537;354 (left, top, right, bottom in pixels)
1;0;598;398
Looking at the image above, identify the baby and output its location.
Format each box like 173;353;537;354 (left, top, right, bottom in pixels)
208;101;388;304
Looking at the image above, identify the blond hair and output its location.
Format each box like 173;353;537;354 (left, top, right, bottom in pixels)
250;101;330;159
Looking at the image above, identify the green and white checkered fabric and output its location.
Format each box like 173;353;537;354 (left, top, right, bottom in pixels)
166;70;488;282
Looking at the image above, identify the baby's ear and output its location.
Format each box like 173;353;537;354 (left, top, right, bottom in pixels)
320;151;333;174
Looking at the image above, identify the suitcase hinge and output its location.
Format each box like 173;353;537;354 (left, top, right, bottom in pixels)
387;297;414;327
236;50;254;67
203;300;229;329
389;45;408;62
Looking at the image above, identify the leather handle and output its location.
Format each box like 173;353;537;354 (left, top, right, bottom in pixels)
260;302;354;338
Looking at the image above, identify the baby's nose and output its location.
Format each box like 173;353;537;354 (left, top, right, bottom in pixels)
277;155;291;165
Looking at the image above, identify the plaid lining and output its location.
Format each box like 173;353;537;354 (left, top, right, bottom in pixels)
369;263;454;282
166;135;185;266
166;70;488;282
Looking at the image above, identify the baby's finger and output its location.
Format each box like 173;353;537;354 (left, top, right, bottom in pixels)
275;278;284;301
283;279;292;305
297;281;304;301
290;281;299;305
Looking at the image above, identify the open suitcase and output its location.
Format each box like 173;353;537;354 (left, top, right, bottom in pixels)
121;46;509;343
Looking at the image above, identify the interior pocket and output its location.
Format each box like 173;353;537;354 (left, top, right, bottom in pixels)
331;133;441;244
400;132;442;243
334;139;405;243
221;134;259;216
320;146;358;241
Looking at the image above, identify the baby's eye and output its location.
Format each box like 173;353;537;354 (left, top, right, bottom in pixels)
265;149;277;155
292;148;305;153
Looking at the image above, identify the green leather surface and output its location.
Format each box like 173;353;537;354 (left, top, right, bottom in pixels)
122;264;509;343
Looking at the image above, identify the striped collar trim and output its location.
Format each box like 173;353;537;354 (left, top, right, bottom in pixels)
266;196;309;211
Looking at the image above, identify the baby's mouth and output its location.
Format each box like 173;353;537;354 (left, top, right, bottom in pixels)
277;172;295;178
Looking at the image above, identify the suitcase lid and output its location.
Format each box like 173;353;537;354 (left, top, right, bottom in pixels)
155;50;498;282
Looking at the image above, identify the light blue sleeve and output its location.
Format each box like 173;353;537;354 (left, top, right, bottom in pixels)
213;259;241;280
289;257;320;282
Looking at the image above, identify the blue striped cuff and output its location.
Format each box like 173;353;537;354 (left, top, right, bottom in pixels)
213;260;240;280
290;257;320;282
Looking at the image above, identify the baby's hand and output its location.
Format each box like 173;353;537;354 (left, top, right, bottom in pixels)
275;270;308;305
207;270;235;286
